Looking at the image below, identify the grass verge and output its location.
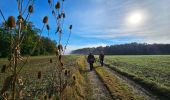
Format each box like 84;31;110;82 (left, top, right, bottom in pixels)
76;56;93;100
105;63;170;100
95;66;144;100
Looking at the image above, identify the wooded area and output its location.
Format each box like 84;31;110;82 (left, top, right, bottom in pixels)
72;43;170;55
0;23;56;57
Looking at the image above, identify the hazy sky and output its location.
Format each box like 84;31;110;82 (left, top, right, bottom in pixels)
0;0;170;53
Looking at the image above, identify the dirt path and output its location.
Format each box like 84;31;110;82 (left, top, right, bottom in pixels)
103;65;159;100
87;70;113;100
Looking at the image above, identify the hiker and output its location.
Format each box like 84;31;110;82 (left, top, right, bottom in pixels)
99;52;104;66
87;53;95;71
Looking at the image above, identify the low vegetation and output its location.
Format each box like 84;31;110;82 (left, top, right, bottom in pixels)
76;56;94;100
0;55;89;99
105;55;170;99
95;65;145;100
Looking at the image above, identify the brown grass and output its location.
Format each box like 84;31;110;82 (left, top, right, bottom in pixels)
95;66;144;100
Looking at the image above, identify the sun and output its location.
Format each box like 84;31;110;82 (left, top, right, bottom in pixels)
127;11;145;26
129;13;142;24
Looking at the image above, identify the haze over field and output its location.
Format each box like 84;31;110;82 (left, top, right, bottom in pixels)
0;0;170;54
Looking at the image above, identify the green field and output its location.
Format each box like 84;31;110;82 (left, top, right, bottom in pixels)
105;55;170;89
105;55;170;99
1;55;170;99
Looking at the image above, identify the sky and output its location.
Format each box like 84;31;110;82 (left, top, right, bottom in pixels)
0;0;170;54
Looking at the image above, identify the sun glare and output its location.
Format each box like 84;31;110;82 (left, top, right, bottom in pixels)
127;11;146;26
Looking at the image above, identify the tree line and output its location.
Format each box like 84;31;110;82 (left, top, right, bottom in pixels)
72;43;170;55
0;23;56;58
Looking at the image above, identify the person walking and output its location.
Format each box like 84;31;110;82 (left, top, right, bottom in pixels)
87;53;95;71
99;52;104;66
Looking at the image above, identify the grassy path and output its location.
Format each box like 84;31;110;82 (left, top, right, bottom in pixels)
104;62;170;100
77;56;113;100
104;55;170;98
93;62;162;100
78;56;156;100
87;70;113;100
103;66;158;100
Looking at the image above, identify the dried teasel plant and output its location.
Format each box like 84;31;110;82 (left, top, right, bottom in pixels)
7;16;16;28
38;71;42;79
48;0;51;4
0;0;73;99
43;16;49;24
50;58;53;63
47;0;74;99
28;5;33;13
72;74;76;81
55;1;60;9
0;0;50;99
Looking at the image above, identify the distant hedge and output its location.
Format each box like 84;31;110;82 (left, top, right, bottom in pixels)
72;43;170;55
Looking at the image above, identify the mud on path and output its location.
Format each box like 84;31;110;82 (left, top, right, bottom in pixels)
103;65;159;100
87;70;113;100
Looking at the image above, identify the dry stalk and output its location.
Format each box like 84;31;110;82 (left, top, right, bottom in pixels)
0;0;49;99
47;0;73;99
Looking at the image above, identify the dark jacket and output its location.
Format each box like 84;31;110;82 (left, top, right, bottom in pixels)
87;54;95;63
99;53;104;61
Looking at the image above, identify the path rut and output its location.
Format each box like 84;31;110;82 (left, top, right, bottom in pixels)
87;70;113;100
103;65;159;100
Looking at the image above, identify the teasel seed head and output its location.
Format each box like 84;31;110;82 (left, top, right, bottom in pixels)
72;75;76;81
43;16;48;24
28;5;33;13
38;71;42;79
48;0;51;4
17;15;23;20
46;24;50;30
69;25;72;30
7;16;16;28
17;16;24;23
64;69;68;76
50;58;53;63
55;2;60;9
1;64;6;73
58;44;63;51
